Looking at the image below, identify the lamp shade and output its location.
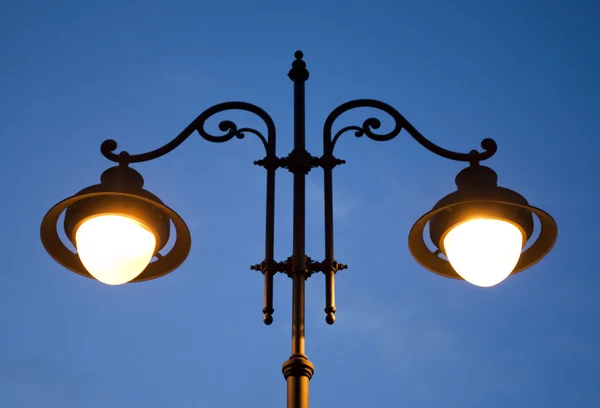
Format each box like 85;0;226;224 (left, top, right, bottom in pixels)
61;166;171;285
409;164;557;285
442;218;524;287
41;165;192;284
75;214;157;285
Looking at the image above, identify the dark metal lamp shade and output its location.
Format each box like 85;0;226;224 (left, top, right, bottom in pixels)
40;165;192;283
409;165;558;281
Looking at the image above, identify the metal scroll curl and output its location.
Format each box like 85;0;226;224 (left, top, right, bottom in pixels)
324;99;497;164
100;101;276;164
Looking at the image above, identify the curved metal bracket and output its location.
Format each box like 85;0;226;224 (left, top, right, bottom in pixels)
100;101;276;164
100;101;279;325
323;99;498;164
320;99;497;325
324;99;497;163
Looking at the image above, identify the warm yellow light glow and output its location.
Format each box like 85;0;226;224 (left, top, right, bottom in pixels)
75;214;156;285
443;218;523;287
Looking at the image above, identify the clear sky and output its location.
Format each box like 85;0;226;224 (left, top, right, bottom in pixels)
1;0;599;407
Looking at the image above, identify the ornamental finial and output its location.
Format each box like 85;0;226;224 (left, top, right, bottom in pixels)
289;50;309;81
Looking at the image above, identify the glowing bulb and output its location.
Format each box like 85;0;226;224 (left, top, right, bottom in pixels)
443;218;523;287
75;214;156;285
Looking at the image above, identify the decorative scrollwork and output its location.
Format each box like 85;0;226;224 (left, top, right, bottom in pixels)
323;99;497;164
101;101;276;164
279;149;321;174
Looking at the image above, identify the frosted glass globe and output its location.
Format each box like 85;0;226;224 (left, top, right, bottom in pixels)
443;218;523;287
75;214;156;285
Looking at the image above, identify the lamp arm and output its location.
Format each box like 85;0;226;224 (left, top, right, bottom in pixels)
100;101;276;164
100;101;279;325
319;99;497;324
324;99;496;162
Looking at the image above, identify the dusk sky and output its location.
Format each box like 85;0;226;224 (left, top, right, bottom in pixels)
1;0;599;407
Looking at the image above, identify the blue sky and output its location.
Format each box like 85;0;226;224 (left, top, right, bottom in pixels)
1;0;599;406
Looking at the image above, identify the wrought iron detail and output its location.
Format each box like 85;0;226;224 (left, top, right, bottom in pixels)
252;256;347;278
288;51;310;82
306;258;348;274
253;154;283;170
316;155;346;170
250;258;291;275
280;149;320;174
323;99;497;164
39;50;558;408
101;101;276;164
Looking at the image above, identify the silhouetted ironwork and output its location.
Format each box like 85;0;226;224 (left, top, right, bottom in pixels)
40;50;558;408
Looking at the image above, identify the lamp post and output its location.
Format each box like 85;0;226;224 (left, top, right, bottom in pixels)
41;51;558;408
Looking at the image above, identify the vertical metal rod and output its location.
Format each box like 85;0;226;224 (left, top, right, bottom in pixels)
291;53;307;357
324;269;335;324
265;168;275;261
323;139;334;265
323;151;336;324
263;161;276;324
282;50;314;408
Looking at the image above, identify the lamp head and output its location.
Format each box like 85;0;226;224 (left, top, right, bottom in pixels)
61;166;170;284
41;165;191;284
409;164;557;287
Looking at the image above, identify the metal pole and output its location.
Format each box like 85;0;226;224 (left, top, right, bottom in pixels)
262;141;276;324
282;50;314;408
323;135;336;324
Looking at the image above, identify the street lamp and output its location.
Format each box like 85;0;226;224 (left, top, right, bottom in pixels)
40;51;558;408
